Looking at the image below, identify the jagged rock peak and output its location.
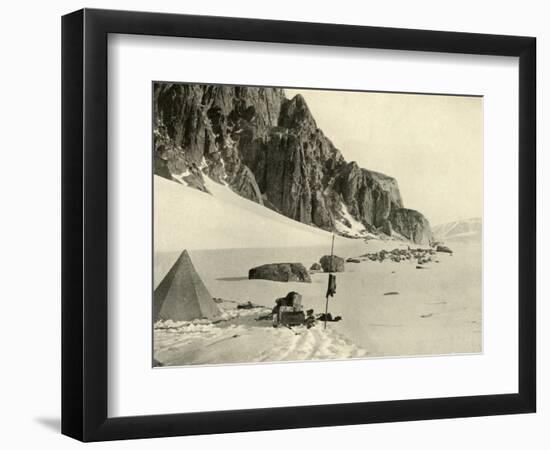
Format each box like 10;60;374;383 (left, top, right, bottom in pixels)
153;83;432;242
278;94;318;129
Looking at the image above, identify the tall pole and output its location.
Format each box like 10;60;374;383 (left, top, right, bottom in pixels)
324;294;329;329
325;234;335;330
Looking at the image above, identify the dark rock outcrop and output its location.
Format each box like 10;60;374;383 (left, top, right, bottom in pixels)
248;263;311;283
154;83;431;240
389;208;433;245
436;245;453;254
319;255;345;273
335;162;402;228
226;165;263;204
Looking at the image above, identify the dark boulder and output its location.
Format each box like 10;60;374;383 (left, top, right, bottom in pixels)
346;258;361;263
320;255;345;272
310;262;322;271
249;263;311;283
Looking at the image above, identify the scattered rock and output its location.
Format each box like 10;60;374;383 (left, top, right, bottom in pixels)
346;257;361;263
310;262;322;271
383;292;400;296
249;263;311;283
416;265;428;269
420;313;433;318
320;255;345;272
363;247;436;265
436;245;453;254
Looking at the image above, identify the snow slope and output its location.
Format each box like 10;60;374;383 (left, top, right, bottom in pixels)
154;175;355;252
334;203;368;237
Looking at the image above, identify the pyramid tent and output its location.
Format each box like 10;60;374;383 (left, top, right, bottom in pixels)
154;250;221;322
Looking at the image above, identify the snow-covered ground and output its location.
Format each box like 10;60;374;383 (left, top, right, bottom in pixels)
155;302;367;366
154;175;482;366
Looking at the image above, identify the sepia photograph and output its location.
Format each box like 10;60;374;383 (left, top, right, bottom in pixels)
152;82;483;367
52;5;537;444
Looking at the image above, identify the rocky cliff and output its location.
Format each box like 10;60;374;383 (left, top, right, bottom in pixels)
153;82;432;243
388;208;433;245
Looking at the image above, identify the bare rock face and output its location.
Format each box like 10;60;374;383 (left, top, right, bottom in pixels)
389;208;433;245
226;165;263;205
380;219;393;236
319;255;345;273
241;93;345;228
153;83;432;241
248;263;311;283
436;244;453;254
334;162;403;228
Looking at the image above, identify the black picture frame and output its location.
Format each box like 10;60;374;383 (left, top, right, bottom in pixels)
61;8;536;442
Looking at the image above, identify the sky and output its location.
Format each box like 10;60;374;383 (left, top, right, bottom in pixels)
285;88;483;226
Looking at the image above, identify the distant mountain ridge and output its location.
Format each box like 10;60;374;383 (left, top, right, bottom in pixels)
433;218;481;243
153;83;433;244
